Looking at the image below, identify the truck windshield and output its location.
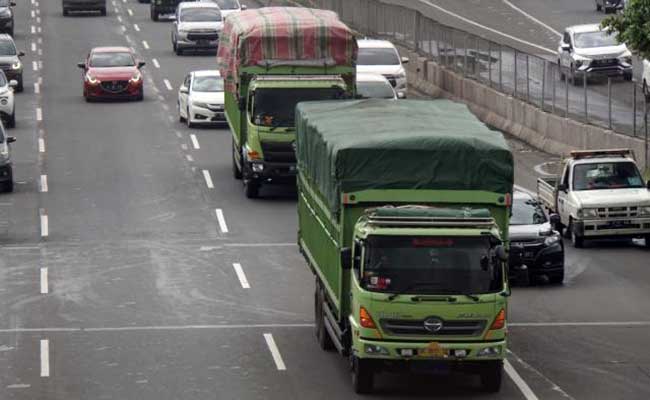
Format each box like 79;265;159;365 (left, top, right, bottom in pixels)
253;87;344;128
573;161;644;191
362;236;502;295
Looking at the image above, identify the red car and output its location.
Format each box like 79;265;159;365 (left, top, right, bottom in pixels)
77;47;145;101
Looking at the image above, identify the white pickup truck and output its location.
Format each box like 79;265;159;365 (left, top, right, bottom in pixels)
537;149;650;248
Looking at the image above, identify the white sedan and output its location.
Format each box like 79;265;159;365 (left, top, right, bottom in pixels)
0;71;17;128
178;70;225;128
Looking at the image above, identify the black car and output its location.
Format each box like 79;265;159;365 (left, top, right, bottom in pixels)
595;0;625;13
62;0;107;16
509;191;565;285
0;34;23;92
0;0;15;36
0;120;16;192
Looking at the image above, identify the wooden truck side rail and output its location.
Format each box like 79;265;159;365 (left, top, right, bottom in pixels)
537;176;559;212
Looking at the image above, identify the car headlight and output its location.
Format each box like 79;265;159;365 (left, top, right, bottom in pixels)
11;61;21;70
0;9;11;17
85;72;100;85
192;101;209;109
544;234;561;246
129;71;142;83
578;208;598;219
620;55;633;64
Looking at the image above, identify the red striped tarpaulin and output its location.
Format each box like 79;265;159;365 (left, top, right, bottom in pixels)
217;7;357;92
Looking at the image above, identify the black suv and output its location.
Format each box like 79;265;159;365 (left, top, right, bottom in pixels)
150;0;183;21
0;0;15;37
0;34;23;92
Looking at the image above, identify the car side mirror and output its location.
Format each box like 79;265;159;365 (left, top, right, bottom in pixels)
6;136;16;144
401;56;409;64
561;43;571;52
241;4;247;10
557;183;568;192
18;51;25;58
179;86;189;94
549;213;561;228
8;80;17;88
495;245;508;262
77;62;86;69
340;247;352;270
138;61;146;68
396;92;406;99
10;1;16;6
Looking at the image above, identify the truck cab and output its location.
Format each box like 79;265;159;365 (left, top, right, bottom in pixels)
538;149;650;247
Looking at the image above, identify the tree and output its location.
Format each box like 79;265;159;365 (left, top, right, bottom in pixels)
601;0;650;60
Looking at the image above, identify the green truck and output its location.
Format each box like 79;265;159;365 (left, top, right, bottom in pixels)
296;100;514;393
217;7;357;198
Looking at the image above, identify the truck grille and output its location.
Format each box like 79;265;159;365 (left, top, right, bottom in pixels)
381;318;486;337
100;80;129;93
596;206;638;218
261;141;295;163
187;30;219;41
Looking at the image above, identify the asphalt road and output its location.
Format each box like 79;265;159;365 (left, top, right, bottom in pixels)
0;0;649;399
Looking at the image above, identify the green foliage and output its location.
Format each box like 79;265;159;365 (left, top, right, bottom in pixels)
601;0;650;59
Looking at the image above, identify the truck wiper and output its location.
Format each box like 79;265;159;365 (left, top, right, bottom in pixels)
458;293;481;302
386;281;443;301
269;118;293;131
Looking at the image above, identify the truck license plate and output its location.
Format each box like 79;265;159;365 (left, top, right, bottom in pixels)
608;220;630;228
420;342;446;358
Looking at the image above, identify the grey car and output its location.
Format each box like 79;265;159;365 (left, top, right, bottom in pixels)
62;0;107;16
0;120;15;192
0;34;23;92
595;0;625;13
0;0;15;36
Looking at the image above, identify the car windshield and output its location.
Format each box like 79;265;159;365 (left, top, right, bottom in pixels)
0;41;17;56
192;76;224;92
511;197;547;225
90;52;135;67
213;0;239;9
573;161;644;190
253;87;345;128
0;72;6;87
180;8;222;22
358;47;400;65
362;236;502;295
357;81;395;99
574;31;619;48
0;0;10;7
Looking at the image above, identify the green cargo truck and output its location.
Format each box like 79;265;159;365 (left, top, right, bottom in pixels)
217;7;356;198
296;100;514;393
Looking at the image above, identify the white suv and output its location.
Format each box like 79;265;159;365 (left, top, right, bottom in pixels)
356;39;409;98
557;24;632;85
172;2;223;56
0;70;16;128
199;0;247;19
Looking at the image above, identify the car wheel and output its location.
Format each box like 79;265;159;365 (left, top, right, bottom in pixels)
16;79;23;93
63;8;69;16
569;219;584;248
8;28;13;37
2;179;14;193
480;361;503;393
314;285;335;351
178;102;186;122
558;61;565;81
644;80;650;103
549;270;565;285
623;72;632;81
136;88;144;101
151;8;159;21
175;45;183;56
186;107;194;128
645;234;650;249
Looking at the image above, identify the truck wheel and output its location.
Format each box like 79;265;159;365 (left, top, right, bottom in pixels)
644;235;650;249
314;286;334;351
3;180;14;193
100;7;107;16
151;8;159;21
570;222;584;248
480;361;503;392
232;141;242;180
350;356;374;394
244;180;259;199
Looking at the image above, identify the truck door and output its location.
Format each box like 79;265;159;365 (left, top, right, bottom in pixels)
557;163;570;224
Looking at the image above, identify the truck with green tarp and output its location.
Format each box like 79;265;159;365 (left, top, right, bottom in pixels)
296;99;514;394
217;7;357;198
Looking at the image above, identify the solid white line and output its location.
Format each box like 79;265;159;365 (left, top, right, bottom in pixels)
38;138;45;153
34;82;40;94
263;333;286;371
40;340;49;377
419;0;555;54
133;24;140;32
0;324;314;334
202;170;214;188
501;0;562;37
40;214;48;237
190;134;200;149
232;263;251;289
504;359;539;400
127;8;133;16
163;79;173;91
40;175;48;192
40;268;48;294
36;107;42;121
142;40;150;50
215;209;229;233
152;58;160;68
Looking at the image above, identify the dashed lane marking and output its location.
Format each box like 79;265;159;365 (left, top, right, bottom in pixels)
40;175;48;192
36;107;42;121
127;8;133;16
31;42;36;52
38;138;45;153
232;263;251;289
40;268;48;294
152;58;160;68
215;209;229;233
32;61;38;71
185;154;194;162
190;134;200;149
40;340;49;377
142;40;150;49
34;82;40;94
117;15;122;23
133;24;140;32
202;170;214;188
163;79;173;91
263;334;287;371
40;214;48;237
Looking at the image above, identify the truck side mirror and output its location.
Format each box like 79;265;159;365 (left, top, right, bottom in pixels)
549;213;561;228
340;247;352;270
561;43;571;52
495;245;508;262
557;183;567;192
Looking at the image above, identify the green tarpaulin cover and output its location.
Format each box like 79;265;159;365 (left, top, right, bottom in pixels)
295;99;514;213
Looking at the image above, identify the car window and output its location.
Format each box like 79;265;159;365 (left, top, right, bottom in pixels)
511;198;547;225
180;8;222;22
574;31;618;48
90;52;135;67
563;32;571;45
213;0;239;9
357;47;400;65
192;76;224;92
0;71;7;87
0;0;11;7
357;81;395;99
184;74;191;88
0;40;17;56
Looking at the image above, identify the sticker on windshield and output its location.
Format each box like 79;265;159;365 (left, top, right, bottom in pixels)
628;177;642;186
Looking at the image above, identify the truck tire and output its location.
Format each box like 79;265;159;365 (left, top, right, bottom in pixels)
244;179;259;199
480;361;503;392
232;142;242;180
314;286;335;351
3;180;14;193
351;356;374;394
569;220;584;248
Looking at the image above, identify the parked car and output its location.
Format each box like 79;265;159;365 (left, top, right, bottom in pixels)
356;73;399;99
171;2;223;55
558;24;632;85
0;71;16;128
509;191;565;285
0;120;15;192
0;34;22;92
77;47;145;101
199;0;246;19
62;0;107;16
0;0;15;36
178;70;225;127
356;39;409;98
595;0;625;13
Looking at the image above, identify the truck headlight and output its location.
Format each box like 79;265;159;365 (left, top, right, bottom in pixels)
251;162;264;172
477;346;502;357
544;234;561;246
578;208;598;219
365;344;389;355
639;206;650;216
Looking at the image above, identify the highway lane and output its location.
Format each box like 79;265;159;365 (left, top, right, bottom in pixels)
0;0;649;398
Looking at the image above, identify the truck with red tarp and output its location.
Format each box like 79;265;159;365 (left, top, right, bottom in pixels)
217;7;357;198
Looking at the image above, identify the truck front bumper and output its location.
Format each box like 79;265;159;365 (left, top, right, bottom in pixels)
575;217;650;238
245;160;297;184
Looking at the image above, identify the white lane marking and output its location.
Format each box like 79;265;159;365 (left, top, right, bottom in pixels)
38;138;45;153
120;25;126;32
40;340;49;377
117;15;123;23
34;82;40;94
36;16;41;24
40;268;48;294
163;79;173;91
40;175;48;192
40;214;48;237
180;143;188;151
510;321;650;327
0;324;314;334
190;134;200;149
185;154;194;162
31;10;35;18
7;384;31;389
37;37;42;44
38;48;43;56
36;7;40;14
202;170;214;188
127;8;133;16
534;161;557;177
232;263;251;289
199;243;296;251
37;27;41;33
31;42;36;52
142;40;150;49
419;0;555;54
31;0;34;4
501;0;562;37
31;25;35;34
263;334;287;371
36;107;42;121
175;130;183;138
215;209;229;233
504;359;539;400
32;61;38;71
152;58;160;68
508;350;574;400
133;24;140;32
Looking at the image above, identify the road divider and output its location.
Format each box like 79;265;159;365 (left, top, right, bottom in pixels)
263;334;286;371
232;263;250;289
